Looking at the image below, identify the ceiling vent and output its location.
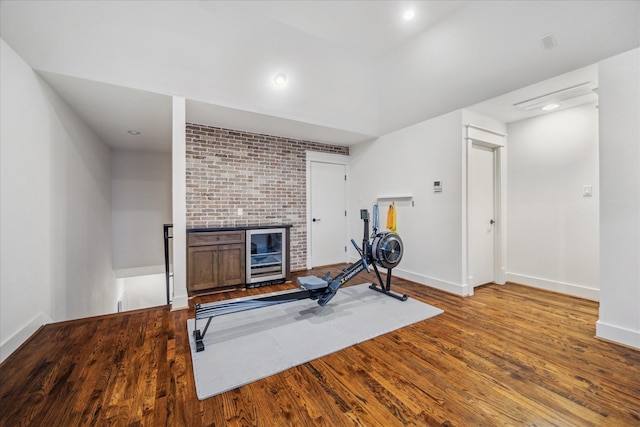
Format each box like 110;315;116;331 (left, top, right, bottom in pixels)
541;33;557;49
514;82;596;111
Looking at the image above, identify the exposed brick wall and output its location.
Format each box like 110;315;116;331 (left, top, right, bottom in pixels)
185;124;349;271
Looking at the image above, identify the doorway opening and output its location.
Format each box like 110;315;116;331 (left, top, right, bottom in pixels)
465;125;506;295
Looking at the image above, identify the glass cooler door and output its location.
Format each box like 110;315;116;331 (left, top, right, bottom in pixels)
246;228;286;284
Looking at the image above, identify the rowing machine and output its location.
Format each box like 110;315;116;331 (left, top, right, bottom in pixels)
192;208;407;352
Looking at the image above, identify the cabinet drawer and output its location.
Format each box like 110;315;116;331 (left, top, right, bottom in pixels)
188;231;245;246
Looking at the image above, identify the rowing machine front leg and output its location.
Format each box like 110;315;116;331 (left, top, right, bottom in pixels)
193;317;212;352
369;264;408;301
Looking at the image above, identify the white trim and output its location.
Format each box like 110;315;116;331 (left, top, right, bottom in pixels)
171;295;188;311
305;151;350;269
465;143;501;292
596;320;640;350
506;272;599;301
395;268;468;296
0;312;53;363
171;96;188;310
348;255;468;296
306;151;349;164
466;123;508;138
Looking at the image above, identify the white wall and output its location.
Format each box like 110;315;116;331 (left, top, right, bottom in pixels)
0;39;116;361
349;109;507;295
48;85;115;322
1;39;54;360
506;103;600;300
116;274;167;311
112;149;172;275
349;110;467;294
597;48;640;349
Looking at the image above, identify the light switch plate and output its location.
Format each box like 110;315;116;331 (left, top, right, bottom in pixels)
583;185;593;197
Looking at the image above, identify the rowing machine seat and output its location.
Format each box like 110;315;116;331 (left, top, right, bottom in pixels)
297;275;328;290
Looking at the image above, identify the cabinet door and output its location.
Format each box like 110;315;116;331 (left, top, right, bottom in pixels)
187;246;219;292
218;243;245;287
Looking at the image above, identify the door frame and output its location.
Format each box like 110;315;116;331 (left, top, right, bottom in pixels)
464;124;507;295
305;151;350;270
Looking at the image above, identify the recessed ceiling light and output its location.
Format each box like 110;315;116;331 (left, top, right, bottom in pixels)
127;130;141;135
403;9;415;21
273;73;287;86
542;104;560;111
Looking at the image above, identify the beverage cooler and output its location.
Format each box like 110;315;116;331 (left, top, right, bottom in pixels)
246;228;287;285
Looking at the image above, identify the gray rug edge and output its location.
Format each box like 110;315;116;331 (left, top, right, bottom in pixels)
187;283;444;400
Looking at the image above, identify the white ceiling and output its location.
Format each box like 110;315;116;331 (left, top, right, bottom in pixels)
1;1;638;152
37;71;173;152
223;1;469;59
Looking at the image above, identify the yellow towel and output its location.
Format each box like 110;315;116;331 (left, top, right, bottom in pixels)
387;203;397;233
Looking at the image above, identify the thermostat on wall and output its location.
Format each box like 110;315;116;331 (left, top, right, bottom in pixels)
434;181;442;192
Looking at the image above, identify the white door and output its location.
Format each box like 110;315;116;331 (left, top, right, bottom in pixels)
310;161;346;267
469;144;495;287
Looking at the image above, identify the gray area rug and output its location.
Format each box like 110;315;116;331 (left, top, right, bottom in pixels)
187;283;443;400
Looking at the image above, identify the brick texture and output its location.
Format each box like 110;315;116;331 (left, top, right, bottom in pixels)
186;124;349;271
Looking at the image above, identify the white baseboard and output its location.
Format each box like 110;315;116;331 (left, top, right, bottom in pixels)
346;257;467;296
171;294;188;311
393;267;467;296
0;312;53;363
596;320;640;350
506;272;599;301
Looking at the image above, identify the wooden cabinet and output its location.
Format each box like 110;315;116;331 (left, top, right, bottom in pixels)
187;231;245;294
187;225;292;295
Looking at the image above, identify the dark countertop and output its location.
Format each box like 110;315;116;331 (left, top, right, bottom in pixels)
187;224;293;233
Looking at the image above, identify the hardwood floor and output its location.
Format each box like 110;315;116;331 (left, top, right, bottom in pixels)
1;265;639;426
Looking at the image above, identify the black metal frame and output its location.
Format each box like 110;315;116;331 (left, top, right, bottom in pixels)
192;209;407;352
163;224;173;305
193;288;323;352
369;263;409;301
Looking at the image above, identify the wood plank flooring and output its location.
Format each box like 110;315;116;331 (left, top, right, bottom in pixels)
1;265;639;426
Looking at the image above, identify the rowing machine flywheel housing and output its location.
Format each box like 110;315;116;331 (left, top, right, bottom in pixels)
371;232;403;269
